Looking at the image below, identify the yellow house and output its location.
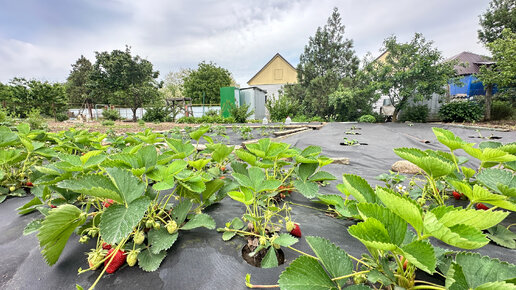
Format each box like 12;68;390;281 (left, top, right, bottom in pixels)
247;53;298;99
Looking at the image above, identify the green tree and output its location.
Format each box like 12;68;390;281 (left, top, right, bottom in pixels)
476;28;516;120
160;69;191;99
66;55;93;105
182;61;232;104
294;7;359;118
368;33;456;122
89;46;160;121
478;0;516;44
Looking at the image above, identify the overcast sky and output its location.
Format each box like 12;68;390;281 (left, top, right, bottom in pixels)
0;0;491;86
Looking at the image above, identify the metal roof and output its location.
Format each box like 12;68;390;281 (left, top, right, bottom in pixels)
445;51;493;75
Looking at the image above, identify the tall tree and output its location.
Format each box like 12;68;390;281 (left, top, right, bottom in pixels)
476;28;516;120
182;61;232;104
478;0;516;44
66;56;93;105
160;69;191;99
368;33;456;122
294;7;359;118
89;46;160;121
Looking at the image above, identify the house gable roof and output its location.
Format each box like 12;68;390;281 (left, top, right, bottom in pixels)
445;51;493;75
247;53;297;85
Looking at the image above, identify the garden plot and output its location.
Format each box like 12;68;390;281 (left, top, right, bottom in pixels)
0;123;515;290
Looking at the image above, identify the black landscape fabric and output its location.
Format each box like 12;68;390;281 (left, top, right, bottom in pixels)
0;123;514;289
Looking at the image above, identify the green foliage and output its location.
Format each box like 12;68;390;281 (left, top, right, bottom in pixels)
89;46;160;121
102;108;121;121
265;91;300;122
55;112;69;122
293;7;360;119
182;61;233;104
142;106;172;123
358;114;375;123
101;120;115;126
478;0;516;44
176;115;235;124
477;28;516;90
398;104;429;123
439;101;484;122
229;103;253;123
367;33;456;121
491;100;515;120
66;55;93;105
26;108;48;130
1;78;67;118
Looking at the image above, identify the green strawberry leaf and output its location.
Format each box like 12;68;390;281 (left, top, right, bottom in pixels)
477;168;516;196
138;248;167;272
432;127;465;151
23;219;43;235
37;205;86;265
451;252;516;289
222;231;236;241
171;199;192;225
273;233;298;247
105;167;146;204
423;212;489;249
99;197;150;244
148;228;178;254
278;255;336;290
298;163;318;181
181;213;215;230
487;225;516;249
357;203;407;246
398;240;436;274
293;180;319;198
434;206;509;230
306;236;353;287
375;187;423;235
261;247;279;269
57;175;123;204
348;218;397;251
337;174;377;203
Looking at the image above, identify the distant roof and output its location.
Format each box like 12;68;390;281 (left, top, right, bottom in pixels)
445;51;493;75
247;53;296;84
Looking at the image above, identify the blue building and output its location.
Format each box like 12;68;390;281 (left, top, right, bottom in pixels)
446;51;496;98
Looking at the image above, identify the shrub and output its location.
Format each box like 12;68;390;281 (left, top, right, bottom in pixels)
370;112;386;123
101;120;115;126
142;107;172;123
56;112;69;122
491;100;515;120
102;108;121;121
204;109;219;117
439;101;483;122
26;108;47;130
138;119;145;127
176;116;197;124
358;114;376;123
230;103;254;123
266;92;300;122
398;105;429;123
0;107;14;126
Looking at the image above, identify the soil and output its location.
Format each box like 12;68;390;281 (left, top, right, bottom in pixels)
47;120;192;134
431;120;516;131
241;244;285;268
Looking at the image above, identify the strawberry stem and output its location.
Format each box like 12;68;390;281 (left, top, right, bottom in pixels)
286;246;318;260
331;270;370;281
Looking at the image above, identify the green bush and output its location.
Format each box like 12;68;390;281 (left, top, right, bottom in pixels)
101;120;115;126
102;108;121;121
230;103;254;123
0;107;14;126
358;114;376;123
56;112;69;122
491;100;515;120
266;92;300;122
439;101;483;122
142;107;172;123
26;108;47;130
370;112;386;123
176;116;236;124
399;105;429;123
204;109;220;117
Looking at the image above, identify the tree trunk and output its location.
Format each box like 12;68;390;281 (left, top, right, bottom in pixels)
392;108;399;122
484;85;492;121
131;107;137;122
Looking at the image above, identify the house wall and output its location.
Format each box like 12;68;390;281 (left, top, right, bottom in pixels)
248;57;297;86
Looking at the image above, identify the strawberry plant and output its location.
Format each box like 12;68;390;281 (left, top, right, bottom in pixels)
219;139;335;267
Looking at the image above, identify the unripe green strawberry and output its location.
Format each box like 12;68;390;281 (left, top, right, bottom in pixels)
79;235;89;243
166;220;178;234
9;186;16;192
126;251;138;267
259;236;267;246
133;231;145;245
87;249;105;270
153;221;161;230
145;219;154;229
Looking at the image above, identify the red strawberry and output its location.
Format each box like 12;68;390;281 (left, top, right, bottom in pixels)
219;176;226;180
452;191;461;200
104;249;126;274
102;242;112;250
476;203;489;210
290;224;302;238
103;199;114;208
221;166;226;172
50;204;57;208
399;255;408;270
26;181;33;187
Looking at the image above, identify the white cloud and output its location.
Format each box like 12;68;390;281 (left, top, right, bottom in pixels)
0;0;492;86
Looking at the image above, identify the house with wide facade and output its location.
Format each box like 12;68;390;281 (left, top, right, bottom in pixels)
247;53;298;101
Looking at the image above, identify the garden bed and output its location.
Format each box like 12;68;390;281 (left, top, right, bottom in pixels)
1;122;515;289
